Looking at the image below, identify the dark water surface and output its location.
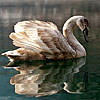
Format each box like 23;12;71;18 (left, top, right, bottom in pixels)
0;0;100;100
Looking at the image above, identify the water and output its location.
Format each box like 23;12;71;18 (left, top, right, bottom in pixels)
0;0;100;100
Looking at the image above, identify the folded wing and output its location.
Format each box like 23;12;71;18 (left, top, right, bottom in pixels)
10;20;74;59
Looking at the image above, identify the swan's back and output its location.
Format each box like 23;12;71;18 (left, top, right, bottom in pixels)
9;20;75;59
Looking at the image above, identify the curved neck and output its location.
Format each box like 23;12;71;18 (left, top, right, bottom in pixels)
63;16;86;57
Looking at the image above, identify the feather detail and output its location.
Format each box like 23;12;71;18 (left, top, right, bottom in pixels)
2;16;88;61
2;48;44;61
7;20;76;60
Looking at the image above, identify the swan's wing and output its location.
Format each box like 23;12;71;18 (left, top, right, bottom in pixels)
10;20;75;59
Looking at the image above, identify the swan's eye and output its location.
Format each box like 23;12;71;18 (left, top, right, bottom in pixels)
80;19;84;24
84;18;89;27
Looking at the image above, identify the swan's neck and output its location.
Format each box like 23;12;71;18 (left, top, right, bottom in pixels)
63;16;86;57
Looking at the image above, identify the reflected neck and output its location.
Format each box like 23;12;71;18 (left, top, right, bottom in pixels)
63;16;86;57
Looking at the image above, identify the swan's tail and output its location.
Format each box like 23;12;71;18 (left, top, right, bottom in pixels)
2;48;44;61
2;50;22;62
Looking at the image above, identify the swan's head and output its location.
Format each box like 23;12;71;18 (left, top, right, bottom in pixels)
76;16;89;42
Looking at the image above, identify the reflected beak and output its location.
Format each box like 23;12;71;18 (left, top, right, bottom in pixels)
83;27;88;42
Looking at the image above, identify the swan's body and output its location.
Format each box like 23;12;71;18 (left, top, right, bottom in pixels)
2;16;89;61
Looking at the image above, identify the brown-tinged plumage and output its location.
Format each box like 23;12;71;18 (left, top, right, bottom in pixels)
2;16;89;61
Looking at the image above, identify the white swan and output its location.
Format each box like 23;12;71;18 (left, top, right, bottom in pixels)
2;16;89;61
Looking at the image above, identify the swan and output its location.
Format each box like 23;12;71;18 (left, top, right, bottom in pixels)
2;16;89;61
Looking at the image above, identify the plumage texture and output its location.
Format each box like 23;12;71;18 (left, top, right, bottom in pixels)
7;20;76;60
2;16;88;61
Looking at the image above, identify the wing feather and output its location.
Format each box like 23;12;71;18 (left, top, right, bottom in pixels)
10;20;75;59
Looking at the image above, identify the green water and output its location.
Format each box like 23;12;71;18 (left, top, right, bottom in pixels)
0;0;100;100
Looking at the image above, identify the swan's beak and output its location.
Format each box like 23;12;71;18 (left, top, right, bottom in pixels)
83;27;88;42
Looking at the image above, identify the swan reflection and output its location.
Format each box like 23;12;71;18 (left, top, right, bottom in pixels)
4;57;87;97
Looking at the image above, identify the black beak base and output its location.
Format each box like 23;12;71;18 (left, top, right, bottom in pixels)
83;27;88;42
